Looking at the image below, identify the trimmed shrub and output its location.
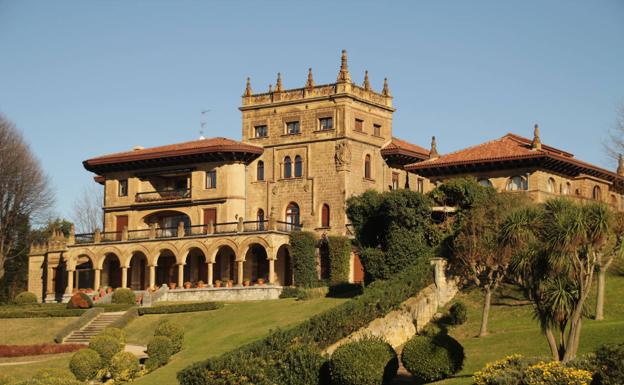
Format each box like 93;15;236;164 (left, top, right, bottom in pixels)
279;287;300;299
401;334;465;383
101;327;126;347
290;231;318;288
0;343;84;357
146;336;173;371
15;369;84;385
273;344;329;385
112;288;136;304
14;291;37;305
93;303;135;312
593;342;624;385
66;292;93;309
138;301;223;315
155;320;184;353
448;301;468;325
110;351;140;382
69;348;102;381
0;308;85;319
296;287;329;301
329;337;398;385
89;334;122;367
327;236;351;285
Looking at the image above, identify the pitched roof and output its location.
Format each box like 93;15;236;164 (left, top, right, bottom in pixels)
405;133;624;189
381;137;429;166
83;137;263;173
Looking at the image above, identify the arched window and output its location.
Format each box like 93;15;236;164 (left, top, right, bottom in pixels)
561;182;571;195
284;156;292;178
321;204;330;228
593;185;602;201
506;176;527;191
364;154;371;179
257;161;264;181
285;202;300;231
294;155;303;178
547;178;556;193
478;178;493;187
257;209;265;231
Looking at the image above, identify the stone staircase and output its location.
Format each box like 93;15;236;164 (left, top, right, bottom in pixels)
63;311;126;344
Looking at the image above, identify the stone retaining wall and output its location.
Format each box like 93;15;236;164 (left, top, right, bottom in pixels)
325;258;457;355
159;285;283;302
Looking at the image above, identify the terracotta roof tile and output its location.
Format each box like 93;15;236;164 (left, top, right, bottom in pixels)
381;137;429;160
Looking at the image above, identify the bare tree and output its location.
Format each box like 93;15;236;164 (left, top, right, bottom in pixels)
0;114;53;281
71;185;103;233
605;104;624;163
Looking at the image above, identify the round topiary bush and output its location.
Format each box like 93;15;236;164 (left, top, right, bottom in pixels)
14;291;37;305
69;348;102;381
110;351;140;382
112;288;135;304
329;337;398;385
101;327;126;347
89;334;123;367
154;320;184;353
401;334;465;383
146;336;173;371
66;292;93;309
448;302;468;325
274;343;329;385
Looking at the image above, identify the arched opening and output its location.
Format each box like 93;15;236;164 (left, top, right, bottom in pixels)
294;155;303;178
257;209;265;231
547;178;556;193
506;176;527;191
102;253;122;289
214;245;237;283
276;244;293;286
143;210;191;238
75;255;94;290
257;161;264;181
244;244;269;282
184;248;207;286
593;185;602;201
364;154;371;179
321;204;330;228
285;202;300;231
128;252;148;290
478;178;493;188
155;250;177;287
284;156;292;179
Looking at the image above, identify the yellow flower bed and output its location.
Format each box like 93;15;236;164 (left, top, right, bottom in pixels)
474;355;593;385
524;361;592;385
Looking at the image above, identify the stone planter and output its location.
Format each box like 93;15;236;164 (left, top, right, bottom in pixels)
226;280;233;288
214;280;222;288
243;280;251;287
184;282;192;289
256;278;265;286
169;282;177;290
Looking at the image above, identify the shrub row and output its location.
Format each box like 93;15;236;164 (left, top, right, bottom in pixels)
0;343;85;357
93;303;136;312
327;236;351;285
54;308;104;343
295;287;329;301
138;302;223;315
177;260;431;385
0;308;85;319
290;231;318;288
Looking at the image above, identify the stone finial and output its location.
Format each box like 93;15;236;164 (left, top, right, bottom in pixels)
532;124;542;150
363;70;371;90
306;68;315;89
268;84;273;93
336;49;352;83
244;77;252;97
617;154;624;176
429;136;439;159
381;77;391;96
275;73;283;92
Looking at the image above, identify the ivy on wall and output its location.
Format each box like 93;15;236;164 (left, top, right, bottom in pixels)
289;231;318;288
327;236;351;285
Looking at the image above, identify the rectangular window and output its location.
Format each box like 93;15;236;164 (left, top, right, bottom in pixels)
354;119;363;132
392;173;399;190
118;179;128;197
206;170;217;189
319;117;333;130
417;178;424;193
373;124;381;137
286;121;300;135
254;125;268;138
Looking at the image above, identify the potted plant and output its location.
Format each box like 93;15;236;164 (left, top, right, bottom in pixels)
197;280;205;288
214;280;222;288
184;281;192;289
243;279;251;287
169;282;177;290
257;278;265;286
226;279;234;288
106;287;113;294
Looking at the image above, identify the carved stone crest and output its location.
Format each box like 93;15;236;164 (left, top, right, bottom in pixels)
335;141;351;171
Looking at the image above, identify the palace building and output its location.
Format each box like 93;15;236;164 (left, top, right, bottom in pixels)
27;50;624;303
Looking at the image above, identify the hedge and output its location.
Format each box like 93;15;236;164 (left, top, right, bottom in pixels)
327;236;351;285
13;292;38;305
138;302;223;315
290;231;318;288
0;343;85;357
55;308;104;343
93;303;135;312
0;308;86;319
112;288;136;304
107;307;138;329
177;261;432;385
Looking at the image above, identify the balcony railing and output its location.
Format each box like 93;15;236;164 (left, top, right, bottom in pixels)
276;220;302;232
135;188;191;203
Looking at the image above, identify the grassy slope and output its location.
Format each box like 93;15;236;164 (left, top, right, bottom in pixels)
0;317;76;345
434;272;624;385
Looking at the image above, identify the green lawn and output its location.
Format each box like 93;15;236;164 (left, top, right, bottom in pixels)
0;317;76;345
432;272;624;385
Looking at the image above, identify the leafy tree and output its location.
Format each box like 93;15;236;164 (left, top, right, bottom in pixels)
595;211;624;320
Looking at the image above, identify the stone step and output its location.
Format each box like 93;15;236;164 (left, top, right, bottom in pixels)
63;311;126;344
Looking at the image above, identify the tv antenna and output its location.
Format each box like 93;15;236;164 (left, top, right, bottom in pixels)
200;109;211;139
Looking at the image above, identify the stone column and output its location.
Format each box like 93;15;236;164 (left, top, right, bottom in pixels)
149;265;156;289
177;264;184;288
121;267;128;288
94;269;101;290
268;259;276;284
236;260;244;286
207;262;214;287
65;269;75;294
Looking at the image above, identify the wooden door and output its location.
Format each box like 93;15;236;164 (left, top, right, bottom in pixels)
204;208;217;229
353;252;365;283
116;215;128;241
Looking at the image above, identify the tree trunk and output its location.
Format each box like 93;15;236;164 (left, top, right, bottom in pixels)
563;316;582;362
595;267;606;321
479;287;492;337
545;327;559;361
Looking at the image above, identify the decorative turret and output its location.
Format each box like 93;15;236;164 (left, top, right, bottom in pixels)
363;70;371;90
429;136;439;159
244;77;252;97
381;77;391;96
268;84;273;93
275;73;283;92
617;154;624;176
306;68;315;89
336;49;352;83
531;124;542;150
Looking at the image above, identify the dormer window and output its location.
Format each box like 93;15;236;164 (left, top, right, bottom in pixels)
118;179;128;197
254;125;268;138
286;121;300;135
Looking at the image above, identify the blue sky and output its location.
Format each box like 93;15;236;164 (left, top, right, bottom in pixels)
1;0;623;219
